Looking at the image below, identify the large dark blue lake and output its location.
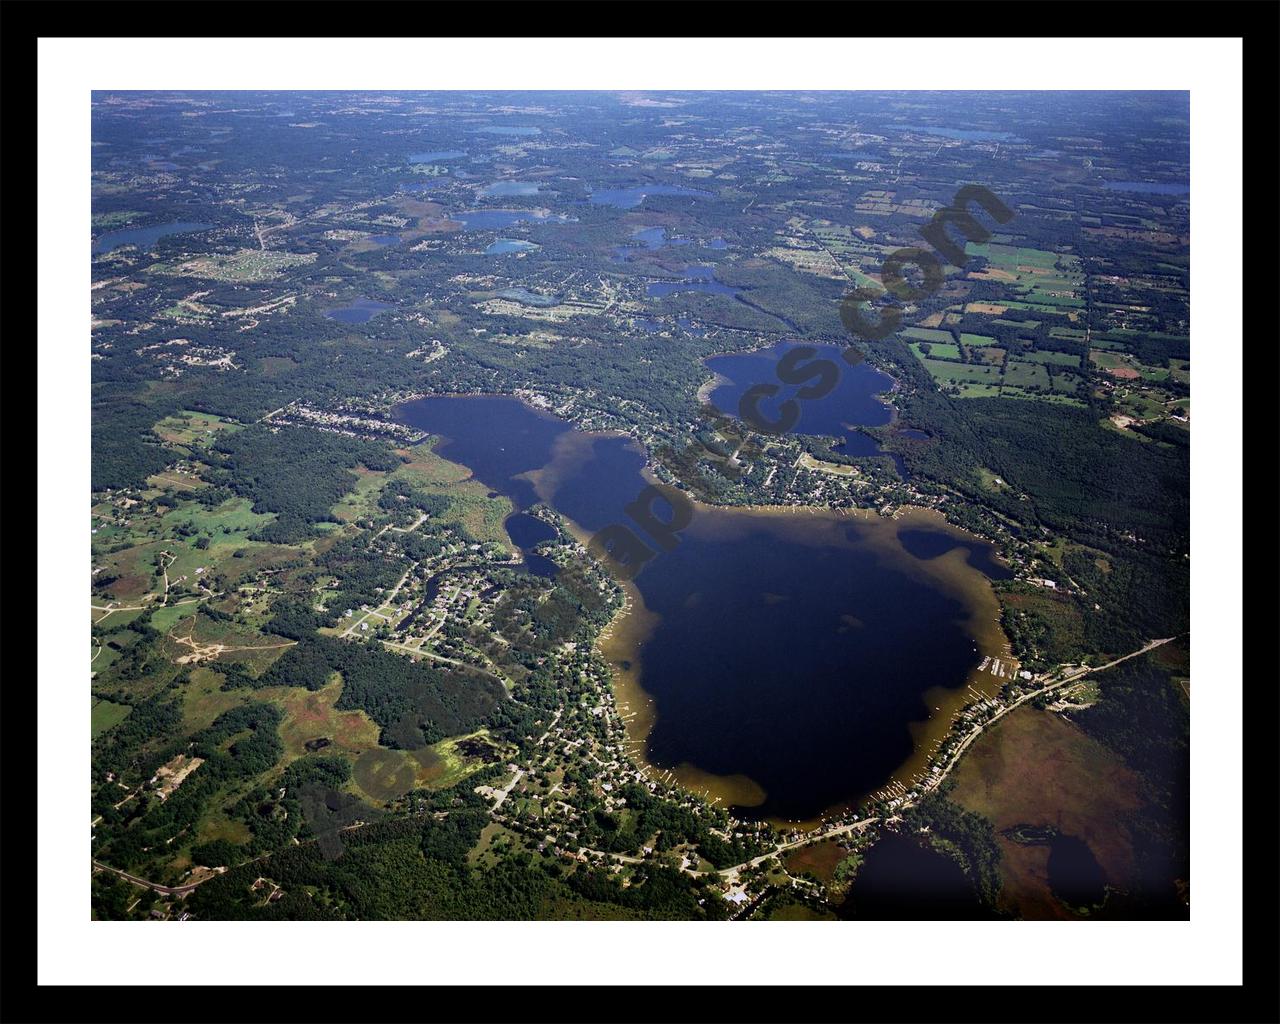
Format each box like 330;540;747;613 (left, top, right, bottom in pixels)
394;394;1010;821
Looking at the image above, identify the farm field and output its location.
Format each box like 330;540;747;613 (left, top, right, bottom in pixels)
909;341;962;362
1022;350;1081;367
919;357;1002;385
901;327;955;344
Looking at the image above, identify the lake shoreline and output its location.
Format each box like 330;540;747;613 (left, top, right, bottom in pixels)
393;392;1017;829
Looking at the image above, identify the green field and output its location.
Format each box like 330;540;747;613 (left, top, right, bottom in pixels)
1022;350;1081;367
1004;361;1052;390
1000;386;1084;407
1002;299;1082;315
910;342;962;361
92;211;145;229
153;410;242;447
902;327;955;344
160;497;276;538
966;243;1085;313
920;358;1003;384
910;334;1090;408
1090;351;1132;371
966;242;1060;268
92;698;133;738
954;383;1001;399
959;333;998;347
1117;392;1168;420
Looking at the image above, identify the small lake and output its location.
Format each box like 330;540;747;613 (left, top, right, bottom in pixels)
647;264;740;299
838;835;993;920
455;209;573;231
705;341;895;459
92;220;213;256
323;297;394;324
633;315;706;337
631;227;671;248
394;394;1013;821
486;238;540;255
590;184;714;209
634;316;706;340
480;181;549;198
614;226;691;261
504;512;559;579
1046;833;1108;911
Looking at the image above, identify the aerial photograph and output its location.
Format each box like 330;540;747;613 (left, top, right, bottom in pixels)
88;90;1190;923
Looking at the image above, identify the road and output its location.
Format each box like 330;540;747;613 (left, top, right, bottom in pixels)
535;709;562;747
490;770;525;812
715;817;882;881
558;817;883;882
709;635;1178;879
380;638;473;671
95;639;1178;906
341;567;413;637
92;859;225;897
376;512;428;538
918;635;1178;798
258;401;295;424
